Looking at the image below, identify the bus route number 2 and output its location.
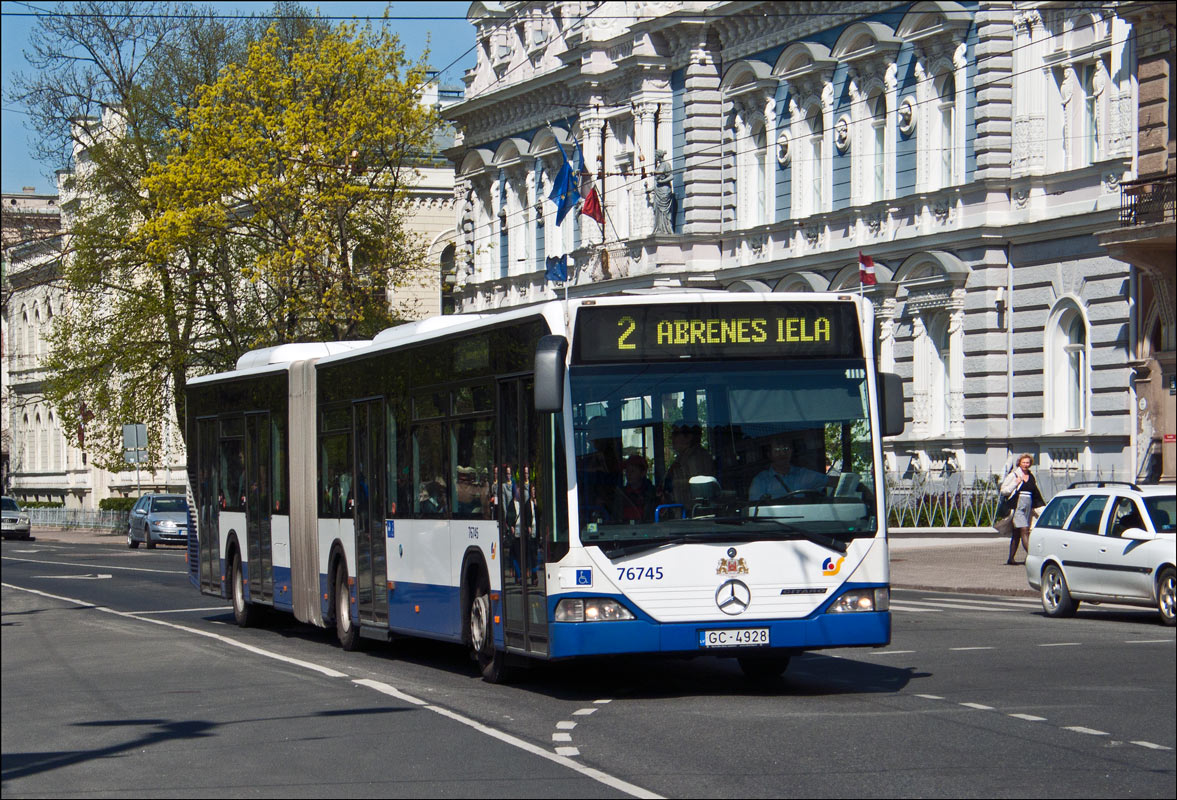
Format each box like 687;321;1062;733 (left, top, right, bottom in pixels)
617;566;663;581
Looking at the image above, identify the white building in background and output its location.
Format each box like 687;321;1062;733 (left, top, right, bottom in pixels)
445;0;1170;487
2;83;463;509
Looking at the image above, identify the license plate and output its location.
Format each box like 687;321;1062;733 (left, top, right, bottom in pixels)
699;628;770;648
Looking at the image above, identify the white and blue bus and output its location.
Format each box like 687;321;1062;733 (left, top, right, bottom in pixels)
186;292;904;681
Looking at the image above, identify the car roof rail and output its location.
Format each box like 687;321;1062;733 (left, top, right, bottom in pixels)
1066;480;1142;492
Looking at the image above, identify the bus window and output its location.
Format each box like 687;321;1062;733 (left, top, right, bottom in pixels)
452;417;493;518
219;437;245;511
318;433;351;519
413;421;447;517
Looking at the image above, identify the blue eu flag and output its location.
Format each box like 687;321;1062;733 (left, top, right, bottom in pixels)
545;254;568;282
548;139;580;225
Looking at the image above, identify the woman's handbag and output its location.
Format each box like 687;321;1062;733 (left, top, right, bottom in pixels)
994;512;1016;537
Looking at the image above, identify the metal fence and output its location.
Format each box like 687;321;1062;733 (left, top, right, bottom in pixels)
29;508;130;532
885;467;1126;528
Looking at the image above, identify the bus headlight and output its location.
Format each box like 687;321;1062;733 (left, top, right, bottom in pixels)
554;598;636;622
826;588;889;613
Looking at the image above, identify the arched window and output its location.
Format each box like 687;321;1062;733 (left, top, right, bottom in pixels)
806;105;825;216
747;119;768;227
868;91;887;203
440;243;456;316
936;72;956;189
1048;303;1089;432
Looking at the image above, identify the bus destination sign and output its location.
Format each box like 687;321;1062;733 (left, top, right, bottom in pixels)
573;302;862;363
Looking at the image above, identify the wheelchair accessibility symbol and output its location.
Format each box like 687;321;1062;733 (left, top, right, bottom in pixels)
576;569;592;586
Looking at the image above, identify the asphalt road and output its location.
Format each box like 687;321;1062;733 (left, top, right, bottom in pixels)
3;538;1174;798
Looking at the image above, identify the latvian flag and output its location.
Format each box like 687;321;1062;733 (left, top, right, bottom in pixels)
858;251;877;286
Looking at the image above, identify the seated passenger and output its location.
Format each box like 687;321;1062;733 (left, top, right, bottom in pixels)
748;437;826;501
620;455;655;523
662;422;716;508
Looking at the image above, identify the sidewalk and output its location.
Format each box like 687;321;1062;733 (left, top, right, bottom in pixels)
24;526;1036;597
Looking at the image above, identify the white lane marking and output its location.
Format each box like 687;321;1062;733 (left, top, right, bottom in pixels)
594;699;612;704
1037;642;1082;647
1008;713;1047;722
3;555;184;575
898;599;1020;613
553;733;572;742
887;604;934;613
428;704;659;796
352;679;427;706
869;650;916;655
2;582;661;799
960;703;994;710
128;606;228;614
915;694;944;700
573;708;598;716
1124;639;1174;644
1131;741;1172;751
31;573;112;580
2;582;347;678
1064;726;1109;736
949;647;994;651
920;597;1037;609
556;720;577;730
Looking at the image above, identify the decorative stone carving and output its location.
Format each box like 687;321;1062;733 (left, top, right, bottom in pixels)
834;116;851;153
1013;188;1030;208
776;130;791;165
748;233;767;257
898;96;916;135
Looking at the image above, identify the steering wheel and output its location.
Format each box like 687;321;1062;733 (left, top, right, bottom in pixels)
780;489;825;503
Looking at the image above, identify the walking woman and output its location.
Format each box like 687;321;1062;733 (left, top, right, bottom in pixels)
1002;453;1045;564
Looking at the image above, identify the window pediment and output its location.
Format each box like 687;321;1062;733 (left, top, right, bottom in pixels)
774;42;836;83
896;1;971;43
832;22;902;63
720;59;775;100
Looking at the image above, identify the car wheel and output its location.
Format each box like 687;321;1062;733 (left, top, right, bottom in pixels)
230;551;253;627
1041;564;1078;618
334;560;360;651
127;527;139;549
1157;567;1176;627
738;655;791;682
144;522;156;549
469;571;508;683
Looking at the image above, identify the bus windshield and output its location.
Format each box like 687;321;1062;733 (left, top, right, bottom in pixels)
570;360;877;554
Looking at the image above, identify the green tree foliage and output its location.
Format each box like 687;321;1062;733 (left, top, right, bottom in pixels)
141;19;440;344
13;1;258;471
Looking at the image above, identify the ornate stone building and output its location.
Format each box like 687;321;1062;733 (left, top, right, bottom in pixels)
445;0;1166;485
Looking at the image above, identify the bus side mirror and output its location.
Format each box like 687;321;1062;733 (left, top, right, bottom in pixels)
534;335;568;412
879;371;905;437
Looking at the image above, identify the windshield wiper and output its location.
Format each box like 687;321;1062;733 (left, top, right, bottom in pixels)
709;517;849;554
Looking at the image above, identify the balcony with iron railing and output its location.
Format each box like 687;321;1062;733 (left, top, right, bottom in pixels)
1119;173;1176;227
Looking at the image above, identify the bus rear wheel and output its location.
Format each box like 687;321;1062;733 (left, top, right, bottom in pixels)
469;572;507;683
230;552;253;627
334;560;360;651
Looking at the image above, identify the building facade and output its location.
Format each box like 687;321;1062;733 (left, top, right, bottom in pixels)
446;0;1170;485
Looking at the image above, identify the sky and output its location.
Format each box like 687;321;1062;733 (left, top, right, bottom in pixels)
0;1;478;195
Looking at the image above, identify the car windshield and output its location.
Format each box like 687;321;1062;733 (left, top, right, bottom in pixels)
151;497;187;513
1143;496;1176;533
2;498;19;512
570;360;877;554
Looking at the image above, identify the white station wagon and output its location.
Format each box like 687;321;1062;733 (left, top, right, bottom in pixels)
1026;481;1175;625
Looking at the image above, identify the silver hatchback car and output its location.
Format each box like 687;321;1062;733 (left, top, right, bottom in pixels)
2;496;32;540
127;493;189;549
1026;481;1176;625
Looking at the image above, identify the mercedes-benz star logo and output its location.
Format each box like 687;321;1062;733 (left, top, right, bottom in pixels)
715;579;751;615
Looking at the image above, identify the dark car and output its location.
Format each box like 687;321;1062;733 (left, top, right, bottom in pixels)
127;493;189;549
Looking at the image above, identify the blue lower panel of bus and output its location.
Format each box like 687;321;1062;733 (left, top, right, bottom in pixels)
547;593;889;659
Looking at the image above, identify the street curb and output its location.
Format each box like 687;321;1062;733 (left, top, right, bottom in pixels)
892;582;1037;598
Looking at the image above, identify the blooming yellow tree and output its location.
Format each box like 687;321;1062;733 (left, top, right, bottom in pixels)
141;19;440;343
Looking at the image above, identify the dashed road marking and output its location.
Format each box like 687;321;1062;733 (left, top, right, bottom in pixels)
949;646;994;651
1131;741;1172;751
573;707;598;716
1064;726;1109;736
960;702;994;710
1008;713;1047;722
1037;642;1082;647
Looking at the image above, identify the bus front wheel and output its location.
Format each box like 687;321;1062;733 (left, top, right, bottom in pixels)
334;560;360;651
469;573;508;683
230;552;253;627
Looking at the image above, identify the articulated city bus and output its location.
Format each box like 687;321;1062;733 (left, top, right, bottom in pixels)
186;292;904;681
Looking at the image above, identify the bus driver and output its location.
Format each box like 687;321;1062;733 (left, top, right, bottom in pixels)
749;437;826;500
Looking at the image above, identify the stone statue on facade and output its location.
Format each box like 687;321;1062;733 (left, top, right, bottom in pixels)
649;149;676;235
460;188;476;279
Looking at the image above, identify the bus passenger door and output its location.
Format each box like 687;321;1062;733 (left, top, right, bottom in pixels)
244;413;273;604
497;378;549;656
353;398;389;626
196;418;220;595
